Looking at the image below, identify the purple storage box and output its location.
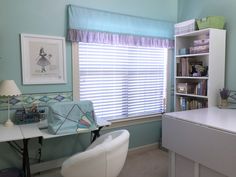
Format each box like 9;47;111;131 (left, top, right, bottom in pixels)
193;39;209;46
190;45;209;54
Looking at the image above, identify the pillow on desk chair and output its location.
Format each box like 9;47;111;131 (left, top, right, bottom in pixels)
47;101;98;135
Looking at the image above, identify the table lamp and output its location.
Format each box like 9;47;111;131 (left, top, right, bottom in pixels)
0;80;21;127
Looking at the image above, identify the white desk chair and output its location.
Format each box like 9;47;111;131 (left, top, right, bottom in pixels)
61;129;130;177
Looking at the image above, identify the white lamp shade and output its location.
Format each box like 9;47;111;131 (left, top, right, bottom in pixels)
0;80;21;96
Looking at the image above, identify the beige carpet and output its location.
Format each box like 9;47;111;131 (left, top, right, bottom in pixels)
33;148;168;177
118;148;168;177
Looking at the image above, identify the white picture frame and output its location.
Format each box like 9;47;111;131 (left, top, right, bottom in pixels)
21;33;67;85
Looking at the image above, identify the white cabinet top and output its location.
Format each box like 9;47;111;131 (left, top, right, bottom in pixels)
164;107;236;134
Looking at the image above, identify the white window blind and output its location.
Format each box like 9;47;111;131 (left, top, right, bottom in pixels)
78;42;167;121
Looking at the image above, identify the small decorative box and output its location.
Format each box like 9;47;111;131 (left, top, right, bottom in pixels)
179;48;190;55
14;109;46;124
177;83;188;94
177;83;196;94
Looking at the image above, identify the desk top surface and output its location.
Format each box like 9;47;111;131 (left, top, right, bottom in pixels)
0;117;111;141
0;124;23;142
164;107;236;134
20;123;91;139
19;117;111;139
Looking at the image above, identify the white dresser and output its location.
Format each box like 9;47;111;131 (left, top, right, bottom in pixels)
162;107;236;177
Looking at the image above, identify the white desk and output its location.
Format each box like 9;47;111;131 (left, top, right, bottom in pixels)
0;124;23;142
19;123;42;139
162;107;236;177
163;107;236;134
19;117;111;139
1;117;111;177
0;124;30;177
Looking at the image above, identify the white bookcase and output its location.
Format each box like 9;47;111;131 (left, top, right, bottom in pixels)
174;28;226;111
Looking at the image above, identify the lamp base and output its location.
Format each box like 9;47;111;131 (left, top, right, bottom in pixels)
4;119;14;127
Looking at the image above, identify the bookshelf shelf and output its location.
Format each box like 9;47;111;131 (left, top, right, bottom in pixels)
176;76;208;80
176;53;209;58
176;93;208;99
175;28;213;37
174;28;226;111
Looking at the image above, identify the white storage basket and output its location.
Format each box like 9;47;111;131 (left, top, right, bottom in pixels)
175;19;196;35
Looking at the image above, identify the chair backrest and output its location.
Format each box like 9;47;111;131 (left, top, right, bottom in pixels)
61;129;130;177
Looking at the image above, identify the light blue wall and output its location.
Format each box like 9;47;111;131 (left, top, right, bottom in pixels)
0;0;177;94
71;0;178;22
0;0;177;169
0;0;71;93
178;0;236;90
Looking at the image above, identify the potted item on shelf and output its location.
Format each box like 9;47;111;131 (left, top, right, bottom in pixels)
219;88;230;107
191;65;208;77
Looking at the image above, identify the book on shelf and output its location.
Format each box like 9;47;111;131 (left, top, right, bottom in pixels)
180;58;190;76
177;96;208;111
176;59;182;76
176;81;207;96
177;57;192;77
195;80;207;96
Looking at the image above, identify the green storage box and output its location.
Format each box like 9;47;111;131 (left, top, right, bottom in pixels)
197;16;225;29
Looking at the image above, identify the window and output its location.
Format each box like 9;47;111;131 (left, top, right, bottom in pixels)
74;42;168;121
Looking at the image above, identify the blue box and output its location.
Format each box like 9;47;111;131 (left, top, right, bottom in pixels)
179;48;189;55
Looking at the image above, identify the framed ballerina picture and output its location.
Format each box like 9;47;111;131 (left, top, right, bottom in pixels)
21;34;67;84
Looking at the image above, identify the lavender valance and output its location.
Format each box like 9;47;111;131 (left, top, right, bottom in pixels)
68;29;174;48
67;5;174;48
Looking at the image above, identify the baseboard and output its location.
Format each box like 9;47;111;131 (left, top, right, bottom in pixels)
128;142;159;155
30;157;67;174
31;143;161;175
